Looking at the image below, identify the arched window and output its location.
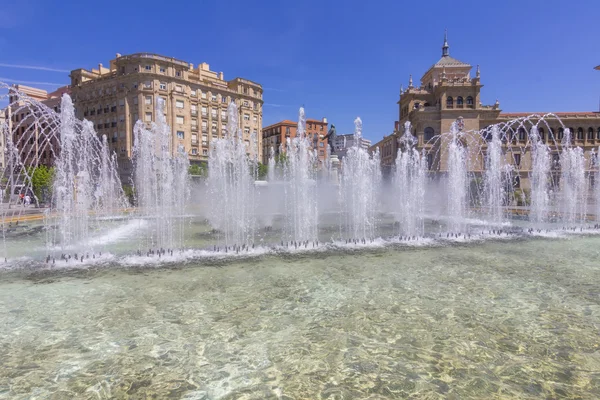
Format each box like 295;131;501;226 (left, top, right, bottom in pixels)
414;102;420;110
538;127;545;141
597;127;600;140
446;96;453;109
577;127;584;140
424;127;435;141
549;127;555;141
518;127;526;142
558;127;564;140
588;127;594;140
456;96;464;108
466;96;474;107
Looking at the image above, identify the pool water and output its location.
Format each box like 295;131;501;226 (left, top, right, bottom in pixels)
1;236;599;399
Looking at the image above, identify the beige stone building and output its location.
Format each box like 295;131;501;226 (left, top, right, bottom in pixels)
69;53;263;179
371;33;600;190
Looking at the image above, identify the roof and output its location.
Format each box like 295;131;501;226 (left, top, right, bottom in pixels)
262;120;297;130
500;112;600;117
432;55;470;68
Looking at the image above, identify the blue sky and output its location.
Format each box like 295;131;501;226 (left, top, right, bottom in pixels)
1;0;599;142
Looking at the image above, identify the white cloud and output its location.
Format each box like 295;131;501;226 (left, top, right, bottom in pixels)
0;63;70;73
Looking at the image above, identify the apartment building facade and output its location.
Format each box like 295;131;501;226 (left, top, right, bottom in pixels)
69;53;263;179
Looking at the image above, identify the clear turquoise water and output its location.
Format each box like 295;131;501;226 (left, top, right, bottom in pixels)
1;236;599;399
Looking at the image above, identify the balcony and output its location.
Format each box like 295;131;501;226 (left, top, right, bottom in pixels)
202;127;207;133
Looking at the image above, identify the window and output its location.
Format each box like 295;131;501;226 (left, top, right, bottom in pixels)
518;128;526;142
159;82;167;90
588;127;594;140
191;148;197;155
143;81;152;89
145;96;152;105
177;131;184;139
221;96;227;104
145;65;152;71
597;127;600;140
191;89;197;97
456;96;464;107
160;67;166;73
175;85;183;92
243;101;249;107
176;100;184;109
145;112;152;122
319;142;324;147
424;127;435;141
176;115;184;124
514;153;521;166
202;121;208;131
558;127;564;140
211;108;217;118
253;116;257;124
211;94;217;102
577;127;584;140
203;149;208;156
175;70;181;77
119;99;125;106
446;96;453;108
538;127;545;141
466;96;474;107
201;91;207;99
119;115;125;122
244;128;250;135
244;113;250;121
202;106;208;116
192;134;198;143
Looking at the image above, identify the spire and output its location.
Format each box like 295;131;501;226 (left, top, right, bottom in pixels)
408;74;413;88
476;64;480;79
442;29;449;57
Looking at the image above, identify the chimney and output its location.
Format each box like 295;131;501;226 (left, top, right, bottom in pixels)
322;117;327;124
219;72;224;80
98;63;103;75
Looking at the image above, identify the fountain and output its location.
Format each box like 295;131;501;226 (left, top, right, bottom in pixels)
393;121;426;237
340;117;381;240
206;101;256;246
529;126;551;225
1;83;600;262
446;121;469;233
132;98;190;250
281;107;318;243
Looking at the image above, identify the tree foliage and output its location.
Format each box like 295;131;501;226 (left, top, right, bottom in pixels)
28;166;55;202
256;163;268;180
189;163;207;177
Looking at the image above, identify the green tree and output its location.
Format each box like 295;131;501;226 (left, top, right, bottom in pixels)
189;163;207;177
28;166;55;202
275;153;288;165
122;184;135;206
256;162;268;180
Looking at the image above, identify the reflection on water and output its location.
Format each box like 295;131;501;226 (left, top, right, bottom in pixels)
1;237;600;399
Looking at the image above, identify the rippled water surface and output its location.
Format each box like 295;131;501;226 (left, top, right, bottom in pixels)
1;236;600;399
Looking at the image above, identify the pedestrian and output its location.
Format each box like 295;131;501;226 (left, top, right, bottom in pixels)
19;193;24;205
24;195;31;206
